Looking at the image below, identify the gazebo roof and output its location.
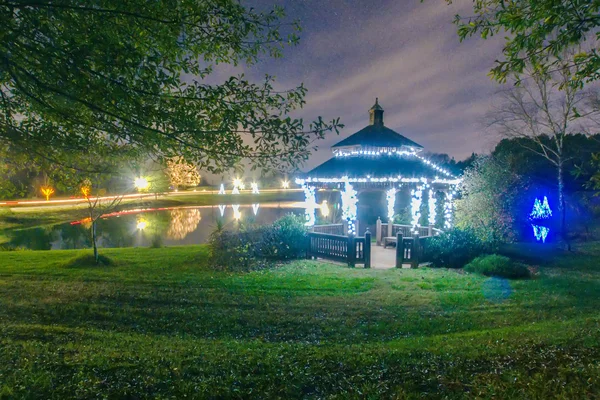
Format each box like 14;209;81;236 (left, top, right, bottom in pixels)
332;124;423;149
306;153;451;180
332;98;423;150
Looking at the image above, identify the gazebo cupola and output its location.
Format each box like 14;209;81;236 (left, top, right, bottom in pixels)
332;99;424;158
297;98;460;235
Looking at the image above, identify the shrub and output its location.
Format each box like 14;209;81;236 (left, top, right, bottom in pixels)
208;214;308;271
255;214;308;260
422;228;487;268
465;254;531;279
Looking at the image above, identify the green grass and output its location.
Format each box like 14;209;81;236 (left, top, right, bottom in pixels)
1;245;600;398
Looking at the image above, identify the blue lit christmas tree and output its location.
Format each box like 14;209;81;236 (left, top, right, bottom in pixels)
529;196;552;220
529;196;552;243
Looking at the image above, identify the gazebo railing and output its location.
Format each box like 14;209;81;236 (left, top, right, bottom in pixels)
311;223;345;236
307;231;371;268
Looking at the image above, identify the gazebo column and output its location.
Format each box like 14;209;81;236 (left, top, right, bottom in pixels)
443;187;455;229
386;187;396;238
341;179;358;235
428;188;437;235
303;184;317;227
410;185;423;232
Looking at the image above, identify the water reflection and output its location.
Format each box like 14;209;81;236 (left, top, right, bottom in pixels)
167;208;202;240
7;204;303;250
531;224;550;243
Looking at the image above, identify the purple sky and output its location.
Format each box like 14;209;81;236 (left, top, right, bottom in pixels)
217;0;507;173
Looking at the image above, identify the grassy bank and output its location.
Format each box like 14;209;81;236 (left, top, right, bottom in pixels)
1;245;600;398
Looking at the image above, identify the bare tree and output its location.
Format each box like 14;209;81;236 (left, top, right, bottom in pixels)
489;61;599;249
81;183;124;264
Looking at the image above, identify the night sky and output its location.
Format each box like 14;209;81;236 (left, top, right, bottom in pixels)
224;0;506;172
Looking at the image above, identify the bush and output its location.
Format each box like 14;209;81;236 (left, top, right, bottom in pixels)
209;214;308;271
465;254;531;279
422;228;487;268
255;214;308;260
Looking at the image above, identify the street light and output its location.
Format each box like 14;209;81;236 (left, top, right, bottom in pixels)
282;180;290;189
134;177;149;191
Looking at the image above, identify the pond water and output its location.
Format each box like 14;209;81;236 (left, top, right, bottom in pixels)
8;203;305;251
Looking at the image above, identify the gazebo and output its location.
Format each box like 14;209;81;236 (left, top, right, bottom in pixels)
296;99;460;237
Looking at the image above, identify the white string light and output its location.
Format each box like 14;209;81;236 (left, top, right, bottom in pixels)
341;178;358;235
411;186;423;232
252;203;260;215
386;187;396;221
218;204;226;217
302;184;316;226
218;184;225;195
428;189;436;226
251;182;259;194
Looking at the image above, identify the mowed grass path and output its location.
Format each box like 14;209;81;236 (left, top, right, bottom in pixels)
1;245;599;398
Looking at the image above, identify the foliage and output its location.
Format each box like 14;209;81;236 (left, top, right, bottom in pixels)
209;214;308;271
455;155;526;244
486;64;600;248
450;0;600;87
465;254;531;279
0;1;341;172
165;156;201;189
1;245;600;397
255;214;308;259
422;228;488;268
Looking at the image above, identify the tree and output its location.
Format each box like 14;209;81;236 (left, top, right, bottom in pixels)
0;1;341;173
83;188;123;264
165;157;201;189
488;64;599;249
455;155;526;244
450;0;600;87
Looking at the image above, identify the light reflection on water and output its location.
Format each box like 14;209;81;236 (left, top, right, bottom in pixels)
7;204;304;250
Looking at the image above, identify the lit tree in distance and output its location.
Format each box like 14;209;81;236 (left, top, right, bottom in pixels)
165;157;201;190
41;186;54;201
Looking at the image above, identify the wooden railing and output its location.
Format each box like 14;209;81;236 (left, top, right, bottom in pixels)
376;218;442;246
312;223;345;236
307;231;371;268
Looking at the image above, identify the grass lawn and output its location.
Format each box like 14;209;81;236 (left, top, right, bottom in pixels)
1;245;600;398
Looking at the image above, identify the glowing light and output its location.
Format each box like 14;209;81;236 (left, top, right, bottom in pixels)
218;204;226;217
282;180;290;189
136;220;147;230
295;176;461;185
218;184;225;195
386;187;396;220
233;178;242;188
341;178;358;235
320;200;330;218
428;189;437;226
232;186;240;195
411;186;423;232
303;185;316;226
81;186;91;199
530;196;552;220
134;177;149;191
444;189;455;229
41;186;55;201
232;204;241;220
252;203;260;215
251;182;259;194
532;224;550;243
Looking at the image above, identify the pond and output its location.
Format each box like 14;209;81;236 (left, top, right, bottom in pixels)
7;203;305;251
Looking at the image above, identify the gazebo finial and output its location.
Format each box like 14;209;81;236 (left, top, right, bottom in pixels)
369;98;384;126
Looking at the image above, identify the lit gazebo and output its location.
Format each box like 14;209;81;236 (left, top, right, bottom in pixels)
296;99;460;236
